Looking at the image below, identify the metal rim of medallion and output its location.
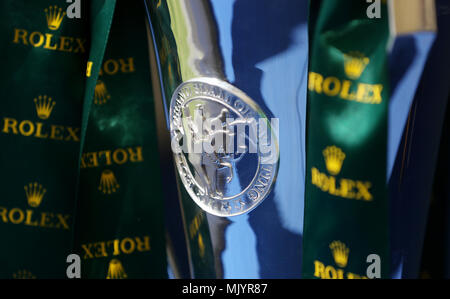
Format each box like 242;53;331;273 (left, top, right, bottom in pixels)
169;77;279;217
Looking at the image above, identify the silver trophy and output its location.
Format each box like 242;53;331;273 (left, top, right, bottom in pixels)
145;0;308;278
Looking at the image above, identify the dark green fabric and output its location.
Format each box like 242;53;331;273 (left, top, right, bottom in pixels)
0;0;89;278
302;0;390;279
77;0;116;160
74;0;167;278
0;0;167;278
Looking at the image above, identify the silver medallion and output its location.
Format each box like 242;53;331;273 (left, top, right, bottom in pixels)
170;78;279;217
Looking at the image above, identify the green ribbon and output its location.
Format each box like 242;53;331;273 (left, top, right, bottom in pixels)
0;0;89;278
302;0;390;279
0;0;167;278
73;0;168;278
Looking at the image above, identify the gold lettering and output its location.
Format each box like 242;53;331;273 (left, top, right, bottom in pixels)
311;167;320;186
340;80;357;101
25;210;38;226
9;208;24;224
93;242;108;258
2;119;80;142
50;125;64;140
80;147;145;167
112;148;128;165
0;207;8;223
3;118;18;134
40;212;54;228
44;33;58;50
73;38;86;53
327;175;337;195
308;72;383;104
82;244;94;259
135;236;151;252
107;239;121;256
128;147;144;162
325;265;338;279
55;214;70;230
59;36;73;52
29;31;44;47
323;77;341;97
0;207;70;230
318;171;332;192
82;236;151;260
19;120;34;136
65;127;80;142
356;83;372;103
356;181;373;201
371;84;383;104
337;268;345;279
80;155;87;168
339;179;355;199
314;260;325;279
84;152;99;168
347;272;368;279
120;58;136;73
104;59;119;75
12;28;85;54
189;213;203;239
34;122;49;138
308;72;323;94
314;260;366;279
311;168;372;201
120;238;135;254
13;28;28;45
99;150;112;165
86;61;93;77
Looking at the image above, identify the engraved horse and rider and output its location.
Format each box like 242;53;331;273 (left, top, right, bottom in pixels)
183;103;253;199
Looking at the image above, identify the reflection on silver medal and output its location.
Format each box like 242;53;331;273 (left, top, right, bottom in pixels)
170;78;279;217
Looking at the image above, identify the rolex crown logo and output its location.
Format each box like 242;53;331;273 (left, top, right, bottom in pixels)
330;241;349;268
323;145;346;175
24;182;46;208
106;259;127;279
343;52;370;80
12;270;36;279
94;80;111;105
44;5;66;31
99;169;120;194
34;95;56;120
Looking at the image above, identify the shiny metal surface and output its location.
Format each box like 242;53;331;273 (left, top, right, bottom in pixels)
170;77;279;217
146;0;308;278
